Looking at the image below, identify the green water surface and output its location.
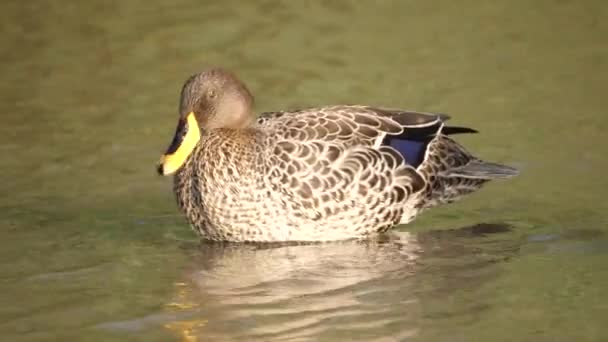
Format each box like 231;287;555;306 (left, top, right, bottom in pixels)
1;1;607;341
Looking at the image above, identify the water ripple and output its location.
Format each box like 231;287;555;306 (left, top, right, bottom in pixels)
150;226;518;340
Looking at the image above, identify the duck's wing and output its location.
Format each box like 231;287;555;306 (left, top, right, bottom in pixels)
259;106;439;227
267;138;425;229
257;105;452;147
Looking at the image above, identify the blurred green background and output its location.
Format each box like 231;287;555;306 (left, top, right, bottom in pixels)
1;1;607;341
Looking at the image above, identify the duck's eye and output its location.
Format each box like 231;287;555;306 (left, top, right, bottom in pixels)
208;90;216;99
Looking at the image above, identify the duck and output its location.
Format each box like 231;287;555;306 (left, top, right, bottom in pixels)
157;68;518;242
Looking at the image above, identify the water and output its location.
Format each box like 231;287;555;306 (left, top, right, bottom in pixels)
1;0;607;340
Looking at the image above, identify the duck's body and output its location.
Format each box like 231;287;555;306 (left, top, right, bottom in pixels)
158;69;518;242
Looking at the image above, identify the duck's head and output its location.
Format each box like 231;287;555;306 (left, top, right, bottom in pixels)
157;68;255;175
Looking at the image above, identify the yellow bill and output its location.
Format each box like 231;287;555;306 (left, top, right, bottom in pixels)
157;112;200;176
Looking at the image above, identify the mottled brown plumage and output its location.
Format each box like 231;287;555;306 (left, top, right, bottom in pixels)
159;68;518;242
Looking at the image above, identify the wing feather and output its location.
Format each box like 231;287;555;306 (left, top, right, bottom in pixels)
258;105;450;226
257;105;447;147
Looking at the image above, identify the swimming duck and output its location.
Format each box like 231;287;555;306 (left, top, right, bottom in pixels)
157;68;518;242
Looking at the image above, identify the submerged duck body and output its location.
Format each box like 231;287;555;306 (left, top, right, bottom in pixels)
158;68;518;242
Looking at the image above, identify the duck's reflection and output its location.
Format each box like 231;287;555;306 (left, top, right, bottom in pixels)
164;223;518;341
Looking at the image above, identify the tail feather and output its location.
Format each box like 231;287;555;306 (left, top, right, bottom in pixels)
447;160;519;179
414;134;518;210
441;126;478;135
